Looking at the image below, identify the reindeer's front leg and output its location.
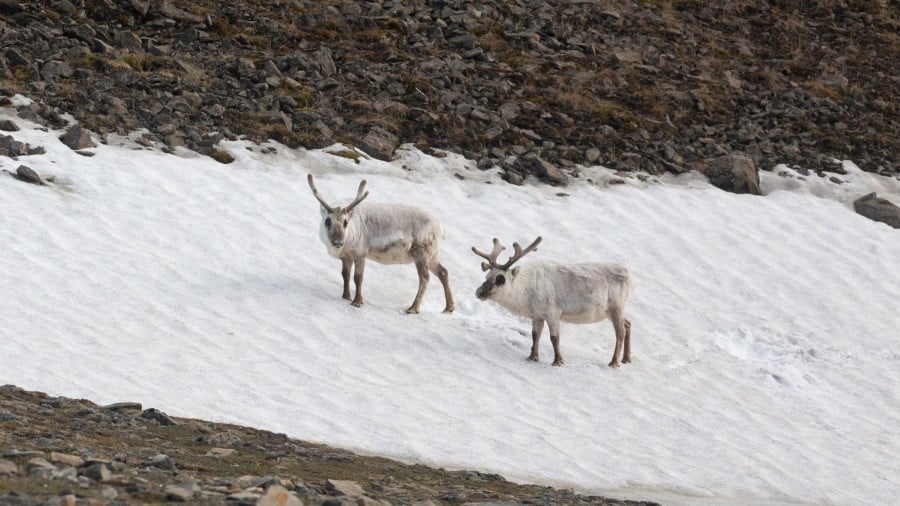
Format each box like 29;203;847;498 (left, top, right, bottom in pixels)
528;319;544;362
351;255;366;307
548;319;564;366
406;259;430;314
340;257;352;300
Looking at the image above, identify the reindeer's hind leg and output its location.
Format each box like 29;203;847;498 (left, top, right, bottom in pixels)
548;319;564;366
428;257;455;313
622;317;632;364
528;319;544;362
608;307;626;368
406;258;430;314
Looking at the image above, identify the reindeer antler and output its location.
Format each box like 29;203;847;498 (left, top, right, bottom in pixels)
473;236;542;271
344;179;370;211
307;174;334;213
472;238;506;272
307;175;370;212
497;236;542;270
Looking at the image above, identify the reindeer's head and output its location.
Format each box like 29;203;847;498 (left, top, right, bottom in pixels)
307;174;370;249
472;236;542;300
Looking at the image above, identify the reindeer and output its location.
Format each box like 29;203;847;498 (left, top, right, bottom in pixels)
307;174;455;314
473;237;634;367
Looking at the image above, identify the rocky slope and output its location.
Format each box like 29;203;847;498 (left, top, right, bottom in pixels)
0;0;897;187
0;386;658;505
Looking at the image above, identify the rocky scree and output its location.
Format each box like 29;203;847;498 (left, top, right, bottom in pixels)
0;0;896;188
0;385;658;505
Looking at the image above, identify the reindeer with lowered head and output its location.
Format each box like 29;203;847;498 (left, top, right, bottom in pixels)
473;236;634;367
308;174;455;314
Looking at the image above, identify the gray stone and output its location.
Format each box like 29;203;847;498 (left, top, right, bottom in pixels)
51;1;77;14
5;48;28;67
147;453;176;469
60;125;96;150
141;407;179;426
129;0;150;16
256;110;292;131
25;458;55;472
854;193;900;229
49;452;84;467
227;490;262;504
519;157;567;185
165;482;200;501
158;0;204;24
0;119;20;131
237;475;277;489
819;74;849;90
358;127;398;161
3;450;44;458
0;459;19;476
203;447;235;458
326;479;365;496
356;497;390;506
258;485;304;506
80;462;111;481
12;165;45;186
26;458;56;479
0;134;27;156
51;466;78;482
115;31;143;52
699;154;760;195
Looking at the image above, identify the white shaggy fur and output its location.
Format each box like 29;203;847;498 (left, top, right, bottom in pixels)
474;238;634;367
308;175;455;314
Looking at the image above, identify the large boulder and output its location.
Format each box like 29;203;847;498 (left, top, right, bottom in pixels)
854;192;900;229
60;125;96;150
698;154;760;195
520;156;567;186
358;127;398;161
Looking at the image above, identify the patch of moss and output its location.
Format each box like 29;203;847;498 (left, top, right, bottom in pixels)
11;66;30;82
117;54;167;73
325;149;362;163
0;478;74;496
278;84;318;110
805;82;841;101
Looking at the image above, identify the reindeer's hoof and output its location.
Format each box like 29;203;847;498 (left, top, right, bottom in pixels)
608;361;620;368
342;293;352;301
552;359;565;366
351;300;364;308
622;357;631;364
527;355;539;362
442;306;456;314
405;307;420;314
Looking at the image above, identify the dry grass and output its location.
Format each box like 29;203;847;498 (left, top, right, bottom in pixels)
117;54;168;73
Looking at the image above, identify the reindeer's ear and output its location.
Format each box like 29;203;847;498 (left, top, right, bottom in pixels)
481;261;491;272
511;267;519;277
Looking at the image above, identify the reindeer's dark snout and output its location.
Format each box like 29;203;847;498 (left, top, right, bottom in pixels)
476;280;493;299
331;239;344;248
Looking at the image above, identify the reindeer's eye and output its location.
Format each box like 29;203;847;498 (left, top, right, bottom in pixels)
324;217;332;228
343;219;348;227
494;274;506;286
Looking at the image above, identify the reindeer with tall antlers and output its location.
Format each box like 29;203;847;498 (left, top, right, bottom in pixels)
473;237;634;367
307;174;455;314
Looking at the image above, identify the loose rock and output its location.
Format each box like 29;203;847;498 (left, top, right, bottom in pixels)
854;193;900;229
